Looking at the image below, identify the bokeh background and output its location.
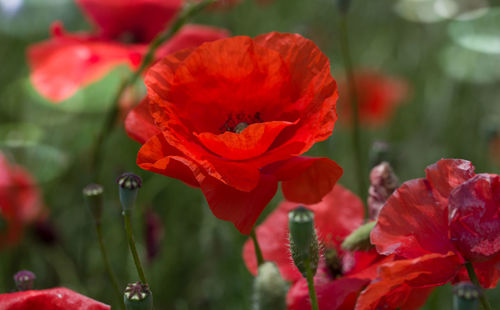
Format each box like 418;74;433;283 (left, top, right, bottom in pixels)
0;0;500;308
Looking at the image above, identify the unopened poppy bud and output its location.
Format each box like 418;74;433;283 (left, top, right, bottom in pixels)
83;183;103;222
341;221;376;252
124;281;153;310
288;206;319;277
453;282;480;310
253;262;287;310
13;270;36;291
368;161;398;219
117;173;142;213
336;0;351;14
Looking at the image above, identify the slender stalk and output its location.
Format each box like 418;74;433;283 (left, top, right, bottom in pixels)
123;212;148;284
95;223;125;310
89;0;217;177
338;14;368;218
465;262;493;310
250;229;265;266
305;260;319;310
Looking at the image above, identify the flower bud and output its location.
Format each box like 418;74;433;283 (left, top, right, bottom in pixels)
341;221;376;252
83;183;103;222
116;173;142;213
288;206;319;277
253;262;287;310
124;282;153;310
453;282;480;310
13;270;36;291
368;162;398;219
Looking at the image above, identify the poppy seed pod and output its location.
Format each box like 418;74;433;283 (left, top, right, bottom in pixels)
341;220;376;252
253;262;287;310
453;282;480;310
116;173;142;213
83;183;104;222
13;270;36;291
288;206;319;277
124;282;153;310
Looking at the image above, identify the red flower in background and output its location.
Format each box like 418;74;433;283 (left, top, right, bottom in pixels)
0;288;109;310
27;0;228;102
356;159;500;310
243;185;431;309
125;32;343;234
338;70;409;127
0;153;42;248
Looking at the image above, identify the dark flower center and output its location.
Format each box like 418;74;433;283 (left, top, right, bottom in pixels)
324;248;343;278
220;112;262;133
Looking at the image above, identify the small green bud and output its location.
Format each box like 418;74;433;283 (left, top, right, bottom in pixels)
453;282;480;310
341;221;376;252
253;262;287;310
116;173;142;213
83;184;103;222
13;270;36;291
124;282;153;310
288;206;319;277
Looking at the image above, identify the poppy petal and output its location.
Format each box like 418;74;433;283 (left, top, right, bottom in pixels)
355;252;462;310
0;287;110;309
371;178;456;258
200;173;278;235
125;97;160;144
469;253;500;288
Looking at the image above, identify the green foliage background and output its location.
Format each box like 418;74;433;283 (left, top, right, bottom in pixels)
0;0;499;309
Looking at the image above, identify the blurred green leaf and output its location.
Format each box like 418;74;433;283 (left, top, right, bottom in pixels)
0;122;43;146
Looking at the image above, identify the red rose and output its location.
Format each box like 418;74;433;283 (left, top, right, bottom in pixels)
0;152;43;248
356;159;500;310
338;70;409;127
243;185;431;309
0;287;109;310
27;0;228;102
125;32;343;234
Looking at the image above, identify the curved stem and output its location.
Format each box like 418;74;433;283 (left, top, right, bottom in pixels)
123;212;148;284
305;260;319;310
465;262;493;310
89;0;216;179
95;222;125;310
250;229;264;266
338;14;369;218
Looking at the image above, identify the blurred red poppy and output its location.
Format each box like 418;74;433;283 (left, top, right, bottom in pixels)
0;287;109;309
0;153;43;248
338;70;409;127
27;0;229;102
125;32;343;234
356;159;500;310
243;185;431;309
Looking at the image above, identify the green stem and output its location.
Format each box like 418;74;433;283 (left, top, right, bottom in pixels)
95;222;125;310
338;14;368;218
250;229;265;266
305;260;319;310
465;262;493;310
123;212;148;284
89;0;216;178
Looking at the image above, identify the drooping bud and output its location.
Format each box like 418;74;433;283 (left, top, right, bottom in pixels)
13;270;36;291
116;173;142;214
124;282;153;310
83;183;104;222
288;206;319;277
341;221;376;252
367;162;398;219
252;262;287;310
453;282;480;310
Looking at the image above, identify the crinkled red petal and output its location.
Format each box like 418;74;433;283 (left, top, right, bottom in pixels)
125;97;160;144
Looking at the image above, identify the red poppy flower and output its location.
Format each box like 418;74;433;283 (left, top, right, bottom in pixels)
27;0;229;102
356;159;500;310
243;185;431;309
125;32;343;234
0;152;43;248
0;287;109;309
338;70;409;127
